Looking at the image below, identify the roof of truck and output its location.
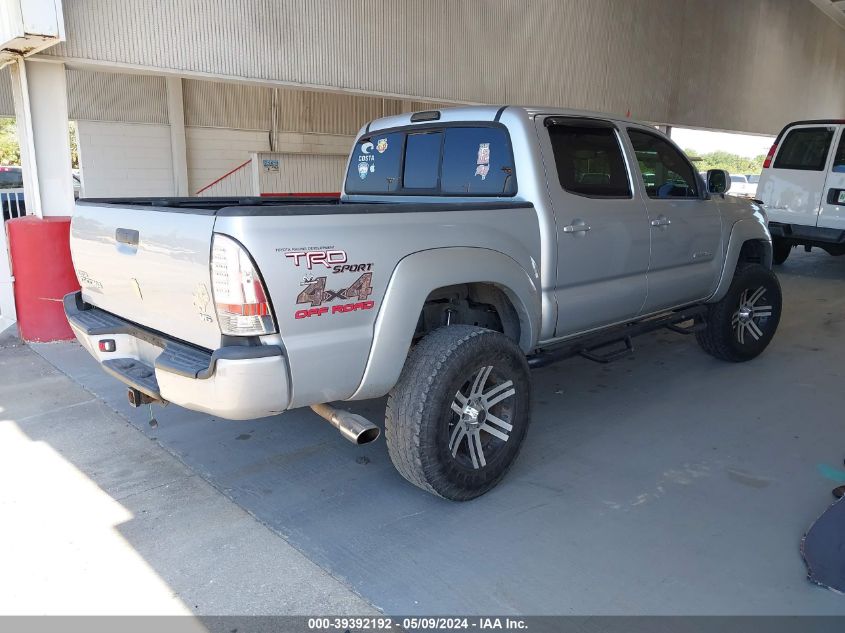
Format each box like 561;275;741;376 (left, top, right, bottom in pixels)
364;105;648;135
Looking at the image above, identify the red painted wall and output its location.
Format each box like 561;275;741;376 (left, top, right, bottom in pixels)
8;216;80;342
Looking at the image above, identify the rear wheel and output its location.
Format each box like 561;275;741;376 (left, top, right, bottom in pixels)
385;325;530;501
696;263;782;362
772;238;791;265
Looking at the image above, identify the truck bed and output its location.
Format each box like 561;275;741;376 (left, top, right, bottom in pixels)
70;195;539;406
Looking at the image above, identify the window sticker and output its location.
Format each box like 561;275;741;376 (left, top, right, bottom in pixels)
475;142;491;180
477;143;490;165
357;139;378;179
376;138;388;153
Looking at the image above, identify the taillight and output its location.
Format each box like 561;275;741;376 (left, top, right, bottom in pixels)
210;234;276;336
763;142;778;169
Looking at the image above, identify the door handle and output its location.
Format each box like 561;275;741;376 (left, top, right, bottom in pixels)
562;223;591;233
650;216;671;227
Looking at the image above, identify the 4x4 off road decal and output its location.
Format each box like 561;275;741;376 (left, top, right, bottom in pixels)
294;272;375;319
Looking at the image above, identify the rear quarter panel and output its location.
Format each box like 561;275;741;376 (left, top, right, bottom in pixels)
214;205;541;407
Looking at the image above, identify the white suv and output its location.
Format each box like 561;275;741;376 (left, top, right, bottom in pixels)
757;119;845;264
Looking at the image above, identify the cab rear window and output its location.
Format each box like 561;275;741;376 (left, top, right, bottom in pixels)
345;125;517;196
774;127;834;171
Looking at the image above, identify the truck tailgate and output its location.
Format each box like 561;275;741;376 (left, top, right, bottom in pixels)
70;202;221;350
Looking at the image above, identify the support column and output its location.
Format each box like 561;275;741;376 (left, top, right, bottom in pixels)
6;57;78;341
166;76;189;196
23;59;75;216
9;58;42;217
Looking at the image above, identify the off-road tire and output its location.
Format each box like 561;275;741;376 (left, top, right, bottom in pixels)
696;263;782;362
772;238;791;265
385;325;531;501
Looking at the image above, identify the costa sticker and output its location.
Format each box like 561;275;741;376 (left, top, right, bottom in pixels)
376;138;388;153
360;141;374;155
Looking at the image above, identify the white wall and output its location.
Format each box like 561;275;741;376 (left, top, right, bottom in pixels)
186;127;268;195
186;127;352;195
258;153;346;194
77;121;173;197
274;131;353;157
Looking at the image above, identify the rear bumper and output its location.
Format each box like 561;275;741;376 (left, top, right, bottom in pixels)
64;292;290;420
768;222;845;247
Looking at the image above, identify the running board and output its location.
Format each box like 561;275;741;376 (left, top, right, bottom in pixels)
528;306;708;369
578;336;634;364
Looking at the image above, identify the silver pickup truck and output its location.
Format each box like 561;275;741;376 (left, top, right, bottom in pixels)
65;106;780;500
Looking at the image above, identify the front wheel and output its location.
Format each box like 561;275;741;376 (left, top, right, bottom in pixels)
772;238;791;265
385;325;531;501
696;263;782;362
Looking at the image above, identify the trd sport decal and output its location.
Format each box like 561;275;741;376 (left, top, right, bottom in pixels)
294;272;375;319
284;249;347;269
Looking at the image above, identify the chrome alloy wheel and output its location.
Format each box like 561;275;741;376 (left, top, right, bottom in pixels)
448;365;516;470
731;286;773;345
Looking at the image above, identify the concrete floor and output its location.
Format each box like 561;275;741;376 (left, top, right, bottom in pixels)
13;248;845;615
0;329;376;616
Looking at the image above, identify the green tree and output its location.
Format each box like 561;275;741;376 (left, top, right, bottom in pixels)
684;148;765;175
68;122;79;169
0;117;20;165
0;117;79;168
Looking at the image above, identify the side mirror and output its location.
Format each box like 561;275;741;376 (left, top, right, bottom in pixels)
707;169;731;195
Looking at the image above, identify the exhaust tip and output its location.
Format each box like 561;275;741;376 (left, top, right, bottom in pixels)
355;426;381;445
310;404;381;445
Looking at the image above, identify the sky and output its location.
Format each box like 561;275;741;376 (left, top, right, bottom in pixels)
670;127;775;158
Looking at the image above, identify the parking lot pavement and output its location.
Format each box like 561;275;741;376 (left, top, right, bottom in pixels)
26;249;845;616
0;332;377;616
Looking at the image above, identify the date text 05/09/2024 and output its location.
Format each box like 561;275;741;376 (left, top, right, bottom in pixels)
307;616;528;630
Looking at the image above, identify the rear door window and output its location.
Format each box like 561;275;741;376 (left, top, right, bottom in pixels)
546;124;631;198
774;127;834;171
345;132;403;193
